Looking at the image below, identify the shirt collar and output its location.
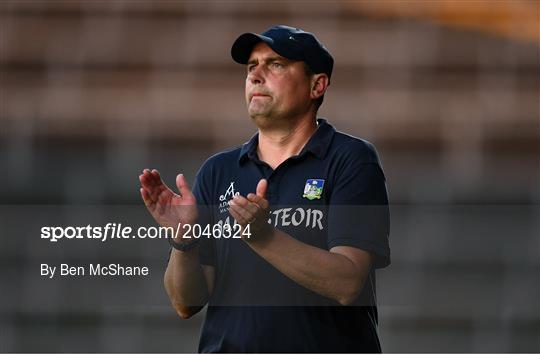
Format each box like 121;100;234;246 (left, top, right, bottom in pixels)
238;118;335;165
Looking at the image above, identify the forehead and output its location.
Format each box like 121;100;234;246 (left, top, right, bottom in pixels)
247;42;287;62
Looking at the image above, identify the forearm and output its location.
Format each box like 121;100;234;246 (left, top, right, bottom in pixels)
245;229;368;305
164;247;209;318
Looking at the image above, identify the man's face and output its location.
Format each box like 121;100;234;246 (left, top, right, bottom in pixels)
245;42;312;125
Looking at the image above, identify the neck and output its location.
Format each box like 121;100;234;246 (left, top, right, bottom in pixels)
257;116;318;169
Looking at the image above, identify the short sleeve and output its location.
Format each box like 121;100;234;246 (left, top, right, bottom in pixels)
327;161;391;269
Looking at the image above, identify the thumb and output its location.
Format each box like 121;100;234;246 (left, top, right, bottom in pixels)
256;179;268;198
176;174;192;196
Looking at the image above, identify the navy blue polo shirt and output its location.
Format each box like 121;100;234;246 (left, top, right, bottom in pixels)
190;118;390;353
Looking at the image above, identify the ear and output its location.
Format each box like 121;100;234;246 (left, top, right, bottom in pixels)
310;73;329;100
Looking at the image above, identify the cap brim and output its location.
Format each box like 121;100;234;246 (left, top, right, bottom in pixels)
231;33;274;64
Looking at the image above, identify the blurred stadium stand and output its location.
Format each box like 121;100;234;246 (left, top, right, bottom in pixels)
1;0;539;352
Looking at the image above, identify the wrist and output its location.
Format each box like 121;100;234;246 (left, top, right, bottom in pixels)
167;229;200;252
243;223;273;246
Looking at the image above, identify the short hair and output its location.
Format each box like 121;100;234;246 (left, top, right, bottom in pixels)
303;63;325;110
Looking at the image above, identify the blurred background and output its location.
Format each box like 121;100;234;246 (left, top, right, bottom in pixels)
1;0;539;352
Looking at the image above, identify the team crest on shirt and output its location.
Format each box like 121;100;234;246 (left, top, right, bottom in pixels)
303;179;324;200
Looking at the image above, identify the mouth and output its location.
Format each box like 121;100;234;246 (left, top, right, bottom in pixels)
250;93;270;100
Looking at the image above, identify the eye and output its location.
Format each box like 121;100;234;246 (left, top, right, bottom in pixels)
271;62;284;69
247;64;256;73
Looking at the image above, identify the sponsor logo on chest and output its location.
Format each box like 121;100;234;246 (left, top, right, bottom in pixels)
219;181;240;213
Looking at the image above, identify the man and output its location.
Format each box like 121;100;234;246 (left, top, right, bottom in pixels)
139;25;390;353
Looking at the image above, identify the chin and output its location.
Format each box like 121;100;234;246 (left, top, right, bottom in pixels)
249;107;270;120
250;114;274;128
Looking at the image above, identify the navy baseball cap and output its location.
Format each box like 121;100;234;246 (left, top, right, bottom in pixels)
231;25;334;80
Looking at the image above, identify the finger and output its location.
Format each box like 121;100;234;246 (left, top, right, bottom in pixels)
232;194;249;207
139;172;153;188
140;188;154;208
157;190;169;215
141;187;155;202
228;206;247;225
176;174;193;198
142;170;168;200
143;177;165;201
256;179;268;198
142;168;153;180
141;169;161;190
229;206;254;227
143;178;162;201
228;201;252;224
233;195;259;216
142;169;159;186
247;193;269;210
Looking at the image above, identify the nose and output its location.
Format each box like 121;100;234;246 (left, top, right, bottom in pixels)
247;65;265;85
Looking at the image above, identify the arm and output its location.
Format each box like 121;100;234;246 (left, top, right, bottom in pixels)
246;229;372;306
164;251;214;318
228;179;373;306
139;169;214;318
